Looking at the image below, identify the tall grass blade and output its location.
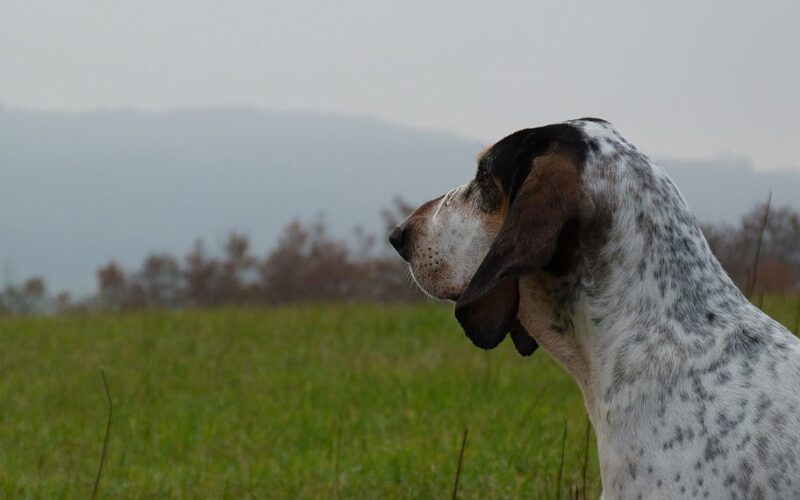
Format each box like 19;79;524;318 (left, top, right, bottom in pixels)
452;428;468;500
581;417;591;500
555;420;568;500
334;416;342;499
91;370;113;500
746;191;772;299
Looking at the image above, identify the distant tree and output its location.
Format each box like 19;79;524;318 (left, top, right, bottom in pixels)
24;277;46;301
183;239;222;307
756;258;798;294
1;276;47;314
219;232;257;304
97;261;128;311
259;219;315;303
54;291;72;313
139;253;182;308
703;202;800;293
258;214;422;304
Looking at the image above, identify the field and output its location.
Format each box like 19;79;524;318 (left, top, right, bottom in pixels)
1;300;798;499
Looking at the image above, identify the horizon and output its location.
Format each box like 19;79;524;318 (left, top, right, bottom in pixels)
3;106;800;295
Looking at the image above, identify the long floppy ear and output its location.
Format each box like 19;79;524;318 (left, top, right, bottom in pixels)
455;151;584;350
510;319;539;356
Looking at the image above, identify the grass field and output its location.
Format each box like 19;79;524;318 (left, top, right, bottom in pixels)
1;299;798;499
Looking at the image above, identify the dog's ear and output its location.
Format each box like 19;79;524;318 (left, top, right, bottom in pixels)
510;319;538;356
455;151;583;350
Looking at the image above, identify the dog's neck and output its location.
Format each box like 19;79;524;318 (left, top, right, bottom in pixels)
519;125;756;429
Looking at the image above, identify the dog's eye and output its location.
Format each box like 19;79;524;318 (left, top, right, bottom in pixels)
461;182;480;201
477;155;493;178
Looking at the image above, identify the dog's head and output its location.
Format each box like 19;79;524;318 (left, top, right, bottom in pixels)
390;123;590;353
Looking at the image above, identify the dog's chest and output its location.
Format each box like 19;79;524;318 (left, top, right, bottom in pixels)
595;343;800;500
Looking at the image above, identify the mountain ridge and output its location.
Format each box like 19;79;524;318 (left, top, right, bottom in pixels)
2;106;798;293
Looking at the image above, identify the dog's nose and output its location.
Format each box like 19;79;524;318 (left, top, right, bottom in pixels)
389;226;410;261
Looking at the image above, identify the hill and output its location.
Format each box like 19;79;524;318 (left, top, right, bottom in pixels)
2;107;798;293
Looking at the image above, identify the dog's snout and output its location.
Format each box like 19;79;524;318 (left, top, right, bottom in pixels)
389;226;410;261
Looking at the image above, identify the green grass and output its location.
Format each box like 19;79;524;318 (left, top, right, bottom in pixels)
0;298;797;499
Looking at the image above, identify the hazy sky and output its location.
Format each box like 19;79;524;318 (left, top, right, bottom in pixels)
2;0;799;170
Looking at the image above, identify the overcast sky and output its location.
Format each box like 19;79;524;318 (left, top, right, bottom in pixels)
2;0;799;170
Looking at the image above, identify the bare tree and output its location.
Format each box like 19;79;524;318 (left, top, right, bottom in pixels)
139;253;182;308
703;202;800;293
1;277;48;314
219;232;257;304
97;262;128;312
184;239;222;307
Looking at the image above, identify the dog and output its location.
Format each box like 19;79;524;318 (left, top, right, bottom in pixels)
389;118;800;499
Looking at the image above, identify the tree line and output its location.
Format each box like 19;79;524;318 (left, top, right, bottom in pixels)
1;198;798;315
702;199;800;296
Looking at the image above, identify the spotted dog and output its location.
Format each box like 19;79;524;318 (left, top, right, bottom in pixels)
389;119;800;499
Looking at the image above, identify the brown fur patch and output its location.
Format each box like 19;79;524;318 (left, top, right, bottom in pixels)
455;150;585;350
